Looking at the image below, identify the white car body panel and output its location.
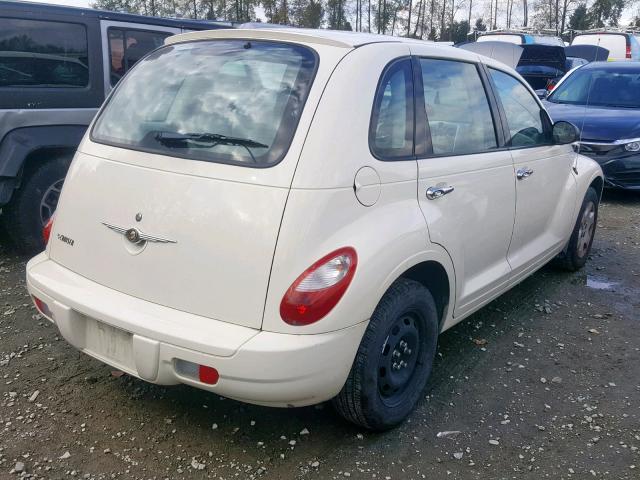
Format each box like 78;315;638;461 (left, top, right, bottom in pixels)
571;34;627;61
507;145;577;275
26;28;603;408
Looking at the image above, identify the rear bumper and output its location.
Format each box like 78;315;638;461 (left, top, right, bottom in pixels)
26;254;367;407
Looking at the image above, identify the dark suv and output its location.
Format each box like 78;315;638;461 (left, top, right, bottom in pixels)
0;1;229;251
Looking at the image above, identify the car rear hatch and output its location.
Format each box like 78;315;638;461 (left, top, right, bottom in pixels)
572;33;627;60
516;44;566;89
48;37;329;330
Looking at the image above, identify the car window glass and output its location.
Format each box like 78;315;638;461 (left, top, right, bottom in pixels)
370;58;414;159
489;68;549;148
109;28;170;86
93;40;317;167
420;59;497;155
0;17;88;88
548;66;640;108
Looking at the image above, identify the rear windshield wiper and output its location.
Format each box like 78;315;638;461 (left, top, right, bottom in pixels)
155;132;269;162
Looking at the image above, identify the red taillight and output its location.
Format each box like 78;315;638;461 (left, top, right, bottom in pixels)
32;295;53;319
626;44;632;59
198;365;219;385
280;247;357;326
42;214;54;245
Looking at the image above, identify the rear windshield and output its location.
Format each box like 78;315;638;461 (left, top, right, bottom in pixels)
547;66;640;108
92;40;317;167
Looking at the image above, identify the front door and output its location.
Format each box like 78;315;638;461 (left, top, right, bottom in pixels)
487;68;576;276
415;57;516;318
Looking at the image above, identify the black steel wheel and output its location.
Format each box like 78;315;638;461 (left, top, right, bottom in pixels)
333;278;439;431
377;312;422;406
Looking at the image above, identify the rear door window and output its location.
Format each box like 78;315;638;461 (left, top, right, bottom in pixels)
92;40;317;167
419;58;497;155
0;17;88;88
108;28;171;86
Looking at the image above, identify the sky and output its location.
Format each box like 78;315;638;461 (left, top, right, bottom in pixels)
21;0;640;26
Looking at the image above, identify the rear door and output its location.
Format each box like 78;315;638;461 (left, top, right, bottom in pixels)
415;56;516;317
487;67;576;276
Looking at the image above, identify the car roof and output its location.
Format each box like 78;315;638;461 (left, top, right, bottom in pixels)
166;27;439;49
0;0;230;29
574;32;632;37
580;61;640;70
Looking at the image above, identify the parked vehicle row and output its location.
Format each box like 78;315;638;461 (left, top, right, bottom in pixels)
468;28;640;190
460;40;608;93
26;27;603;430
477;28;640;62
0;0;230;251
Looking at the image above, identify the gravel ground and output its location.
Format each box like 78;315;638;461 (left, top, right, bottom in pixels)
0;190;639;480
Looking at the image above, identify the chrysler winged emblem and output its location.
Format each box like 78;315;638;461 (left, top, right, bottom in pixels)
102;222;176;244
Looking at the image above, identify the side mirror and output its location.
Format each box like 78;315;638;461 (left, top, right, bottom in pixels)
553;121;579;145
535;89;548;100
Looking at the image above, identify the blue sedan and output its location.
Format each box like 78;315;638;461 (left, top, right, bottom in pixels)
544;62;640;190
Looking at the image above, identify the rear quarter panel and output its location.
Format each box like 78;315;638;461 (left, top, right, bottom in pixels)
262;43;455;335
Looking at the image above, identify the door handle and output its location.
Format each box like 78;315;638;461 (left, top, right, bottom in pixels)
516;167;534;180
426;185;455;200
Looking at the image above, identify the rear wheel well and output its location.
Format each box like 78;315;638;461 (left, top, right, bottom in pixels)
399;261;450;330
589;176;604;200
21;147;75;180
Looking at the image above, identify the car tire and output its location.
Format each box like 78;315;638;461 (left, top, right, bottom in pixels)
332;278;439;431
556;186;599;272
1;155;71;253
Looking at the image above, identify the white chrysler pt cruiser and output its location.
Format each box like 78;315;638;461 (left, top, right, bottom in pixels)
26;28;603;430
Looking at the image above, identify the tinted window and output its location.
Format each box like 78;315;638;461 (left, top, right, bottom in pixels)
0;18;88;88
370;58;414;159
420;59;497;155
489;69;549;147
547;66;640;109
109;28;171;86
92;40;316;167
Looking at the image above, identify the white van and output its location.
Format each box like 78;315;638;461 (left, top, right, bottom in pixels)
571;32;640;61
477;32;565;46
26;28;603;430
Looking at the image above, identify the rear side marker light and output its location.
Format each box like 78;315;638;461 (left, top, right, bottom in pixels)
174;359;219;385
280;247;357;326
198;365;219;385
43;214;55;245
32;295;53;320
